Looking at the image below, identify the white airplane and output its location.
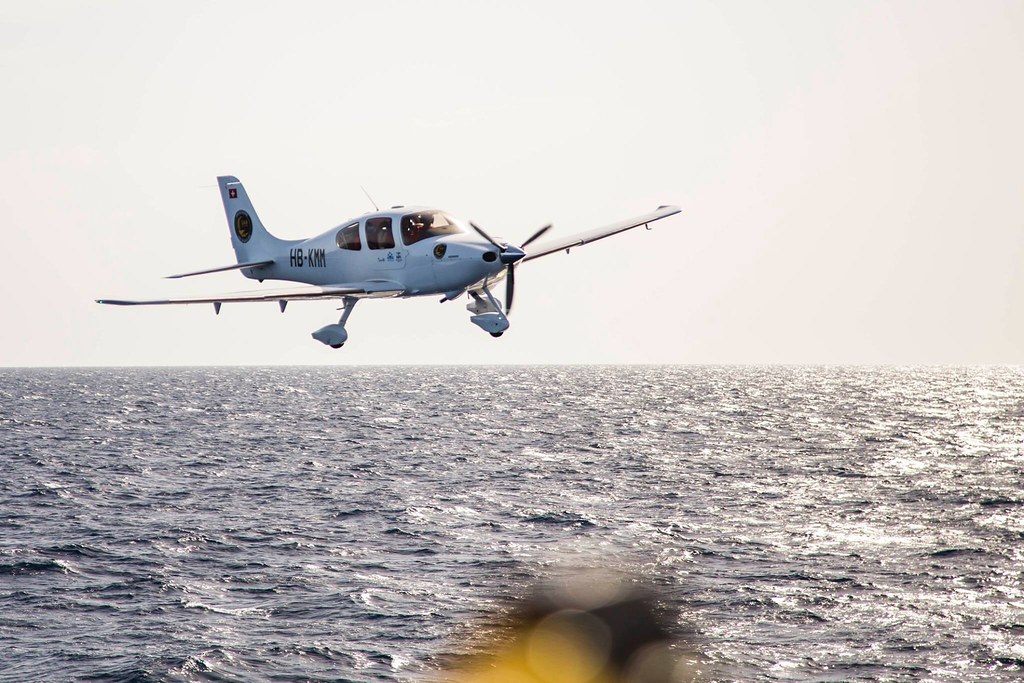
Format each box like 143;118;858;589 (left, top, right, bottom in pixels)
98;176;681;348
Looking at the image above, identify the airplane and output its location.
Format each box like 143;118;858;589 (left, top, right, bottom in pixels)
97;176;681;348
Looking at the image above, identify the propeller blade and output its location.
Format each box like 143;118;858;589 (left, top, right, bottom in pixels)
473;221;550;315
520;223;552;250
505;264;515;314
469;221;503;251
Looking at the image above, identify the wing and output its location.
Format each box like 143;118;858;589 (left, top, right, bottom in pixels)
522;205;681;262
97;280;405;307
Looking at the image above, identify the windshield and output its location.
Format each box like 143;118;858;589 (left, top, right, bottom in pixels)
400;210;463;246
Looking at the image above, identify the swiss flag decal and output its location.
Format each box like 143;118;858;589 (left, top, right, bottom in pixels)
229;188;238;199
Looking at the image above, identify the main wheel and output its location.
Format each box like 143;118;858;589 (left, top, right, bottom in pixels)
330;343;345;349
490;332;503;338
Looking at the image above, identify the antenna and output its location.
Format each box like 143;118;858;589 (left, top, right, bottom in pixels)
360;186;380;212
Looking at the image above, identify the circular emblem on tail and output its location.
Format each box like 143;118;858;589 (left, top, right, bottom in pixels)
234;211;252;243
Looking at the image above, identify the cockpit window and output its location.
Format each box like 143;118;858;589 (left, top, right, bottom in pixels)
336;222;361;250
366;217;395;250
400;210;463;246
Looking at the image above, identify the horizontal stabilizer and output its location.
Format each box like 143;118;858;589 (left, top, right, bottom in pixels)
165;260;275;279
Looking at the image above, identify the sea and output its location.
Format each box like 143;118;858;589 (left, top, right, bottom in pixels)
1;366;1022;682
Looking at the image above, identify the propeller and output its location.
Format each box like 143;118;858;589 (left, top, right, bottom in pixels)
469;221;552;314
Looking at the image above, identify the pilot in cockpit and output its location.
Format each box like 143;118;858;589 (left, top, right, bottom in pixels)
408;214;432;242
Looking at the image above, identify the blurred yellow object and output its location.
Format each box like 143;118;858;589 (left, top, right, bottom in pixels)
448;580;703;683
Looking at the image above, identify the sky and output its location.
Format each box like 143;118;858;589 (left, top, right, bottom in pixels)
2;0;1023;366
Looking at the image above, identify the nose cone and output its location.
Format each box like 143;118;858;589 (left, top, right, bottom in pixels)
499;246;526;265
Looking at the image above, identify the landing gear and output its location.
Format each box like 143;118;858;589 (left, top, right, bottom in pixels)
467;286;510;338
312;296;358;349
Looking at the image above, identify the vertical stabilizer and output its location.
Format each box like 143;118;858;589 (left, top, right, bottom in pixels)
216;176;286;265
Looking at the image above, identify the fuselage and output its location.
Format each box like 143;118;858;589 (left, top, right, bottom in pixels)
242;206;506;296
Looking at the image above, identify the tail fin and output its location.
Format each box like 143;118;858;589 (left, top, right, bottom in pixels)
217;175;288;264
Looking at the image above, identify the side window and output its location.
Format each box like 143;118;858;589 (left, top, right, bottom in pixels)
336;222;361;250
366;217;394;250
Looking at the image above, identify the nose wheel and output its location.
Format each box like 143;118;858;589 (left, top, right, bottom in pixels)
467;287;510;337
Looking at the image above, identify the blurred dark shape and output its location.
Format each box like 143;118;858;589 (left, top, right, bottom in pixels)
446;575;705;682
